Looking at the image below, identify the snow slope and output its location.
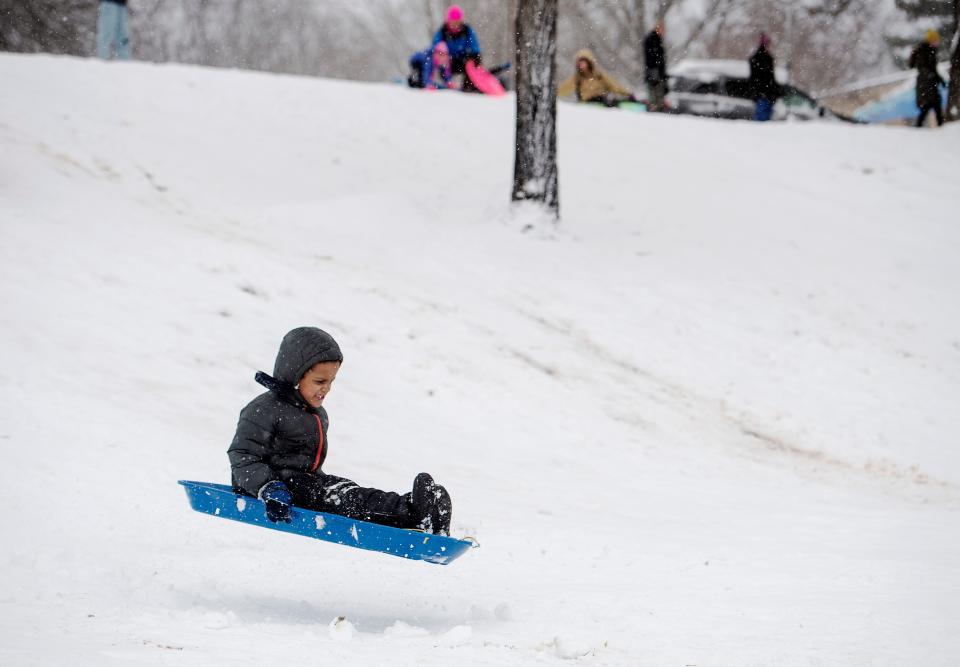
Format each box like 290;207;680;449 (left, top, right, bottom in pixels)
1;54;959;666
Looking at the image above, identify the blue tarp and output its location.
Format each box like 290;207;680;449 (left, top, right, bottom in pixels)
855;83;947;124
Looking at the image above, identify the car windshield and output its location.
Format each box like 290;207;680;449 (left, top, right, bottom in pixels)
781;86;816;110
670;76;721;95
723;78;752;100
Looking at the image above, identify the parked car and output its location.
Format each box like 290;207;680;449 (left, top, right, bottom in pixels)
664;59;854;122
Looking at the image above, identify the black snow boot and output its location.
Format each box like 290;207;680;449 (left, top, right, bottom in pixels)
411;472;436;531
411;472;453;536
432;484;452;536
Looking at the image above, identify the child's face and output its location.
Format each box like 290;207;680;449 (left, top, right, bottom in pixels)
297;361;340;408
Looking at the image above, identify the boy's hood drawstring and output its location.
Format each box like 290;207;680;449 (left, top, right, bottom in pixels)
255;370;292;394
255;370;312;412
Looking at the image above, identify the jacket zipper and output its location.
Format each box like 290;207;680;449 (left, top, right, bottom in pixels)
309;413;325;473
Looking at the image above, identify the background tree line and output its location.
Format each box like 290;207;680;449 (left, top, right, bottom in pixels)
1;0;956;101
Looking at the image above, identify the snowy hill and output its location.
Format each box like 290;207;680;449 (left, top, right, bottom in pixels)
1;54;959;666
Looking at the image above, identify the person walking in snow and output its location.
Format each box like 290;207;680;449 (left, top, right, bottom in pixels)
227;327;452;535
557;49;636;107
408;41;455;90
909;30;945;128
748;33;781;122
96;0;131;60
432;5;482;90
643;22;668;112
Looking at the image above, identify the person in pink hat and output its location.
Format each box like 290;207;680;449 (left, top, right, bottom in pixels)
432;4;482;88
748;32;781;121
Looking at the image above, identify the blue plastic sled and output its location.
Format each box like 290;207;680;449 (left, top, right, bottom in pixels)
178;480;475;565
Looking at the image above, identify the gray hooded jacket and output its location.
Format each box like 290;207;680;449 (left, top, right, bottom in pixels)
227;327;343;496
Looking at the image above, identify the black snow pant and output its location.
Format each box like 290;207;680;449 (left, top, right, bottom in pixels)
408;68;423;89
916;103;943;127
285;471;416;529
451;56;480;93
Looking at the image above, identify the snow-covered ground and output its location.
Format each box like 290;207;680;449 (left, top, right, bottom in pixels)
1;54;959;666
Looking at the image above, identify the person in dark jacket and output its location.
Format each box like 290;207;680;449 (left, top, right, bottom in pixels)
432;5;481;73
432;5;482;90
96;0;130;60
227;327;452;535
909;30;945;127
748;33;781;121
408;41;454;90
643;22;668;112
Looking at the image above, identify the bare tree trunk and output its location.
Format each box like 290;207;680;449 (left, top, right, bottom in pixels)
674;0;730;60
561;0;645;85
0;0;98;55
947;0;960;121
421;0;441;40
655;0;681;24
512;0;559;218
184;0;210;65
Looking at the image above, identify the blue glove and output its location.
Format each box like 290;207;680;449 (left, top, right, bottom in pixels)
258;481;293;523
